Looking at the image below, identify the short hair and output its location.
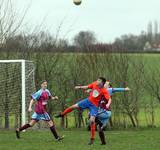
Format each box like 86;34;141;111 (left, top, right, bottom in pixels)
98;77;106;85
41;80;47;84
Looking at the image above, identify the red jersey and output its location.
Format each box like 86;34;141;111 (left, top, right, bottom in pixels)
87;81;110;107
99;96;111;111
32;89;51;114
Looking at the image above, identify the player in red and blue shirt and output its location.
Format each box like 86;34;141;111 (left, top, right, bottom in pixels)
96;81;130;144
16;80;63;141
55;77;111;145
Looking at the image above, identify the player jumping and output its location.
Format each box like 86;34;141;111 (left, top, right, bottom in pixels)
96;81;130;145
55;77;111;145
16;80;63;142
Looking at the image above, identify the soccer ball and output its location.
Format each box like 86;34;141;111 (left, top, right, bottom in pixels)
73;0;82;5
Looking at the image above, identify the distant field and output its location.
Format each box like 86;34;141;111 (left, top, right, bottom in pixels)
0;128;160;150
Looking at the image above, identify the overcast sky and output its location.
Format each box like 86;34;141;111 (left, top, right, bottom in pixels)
13;0;160;43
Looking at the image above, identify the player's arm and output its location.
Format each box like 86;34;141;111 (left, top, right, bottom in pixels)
47;89;59;100
28;90;41;112
103;89;112;109
75;85;89;89
75;82;94;90
106;98;112;109
125;87;130;91
112;87;131;93
85;89;92;93
51;96;59;100
28;99;35;112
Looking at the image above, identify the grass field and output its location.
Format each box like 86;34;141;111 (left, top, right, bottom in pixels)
0;128;160;150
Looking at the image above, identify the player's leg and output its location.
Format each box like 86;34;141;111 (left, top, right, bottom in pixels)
88;115;96;145
16;119;37;139
97;111;112;145
88;104;98;145
46;119;64;141
95;117;103;127
55;103;79;118
98;111;112;129
55;98;89;118
95;111;106;144
98;126;106;145
96;113;106;145
42;112;63;141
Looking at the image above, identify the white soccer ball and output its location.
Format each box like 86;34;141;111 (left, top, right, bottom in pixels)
73;0;82;5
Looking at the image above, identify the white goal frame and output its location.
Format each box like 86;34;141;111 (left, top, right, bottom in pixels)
0;59;34;126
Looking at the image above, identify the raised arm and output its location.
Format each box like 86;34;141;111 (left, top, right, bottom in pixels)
125;87;130;91
75;82;94;90
112;87;130;93
75;85;89;90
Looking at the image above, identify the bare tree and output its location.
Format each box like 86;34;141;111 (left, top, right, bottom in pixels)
73;31;96;51
144;62;160;126
0;0;28;45
112;54;145;127
145;65;160;103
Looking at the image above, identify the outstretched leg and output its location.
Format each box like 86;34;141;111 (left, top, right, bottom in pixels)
16;120;37;139
55;104;79;118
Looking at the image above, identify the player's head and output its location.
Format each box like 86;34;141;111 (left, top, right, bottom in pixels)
41;80;47;89
104;81;112;88
97;77;106;87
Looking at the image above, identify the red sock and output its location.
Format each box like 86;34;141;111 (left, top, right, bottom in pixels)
90;123;96;140
61;107;73;116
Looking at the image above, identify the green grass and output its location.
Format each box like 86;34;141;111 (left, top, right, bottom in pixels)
138;107;160;127
0;128;160;150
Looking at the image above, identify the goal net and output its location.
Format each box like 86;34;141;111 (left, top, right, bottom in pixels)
0;60;35;129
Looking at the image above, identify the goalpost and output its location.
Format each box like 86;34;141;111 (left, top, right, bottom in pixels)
0;60;35;129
